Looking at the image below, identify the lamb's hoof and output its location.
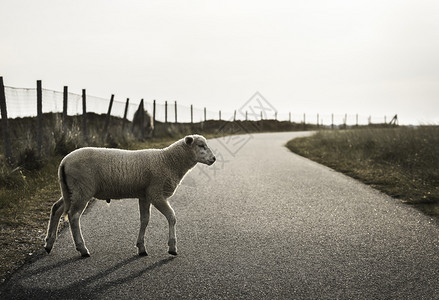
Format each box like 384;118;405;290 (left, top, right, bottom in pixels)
81;253;91;258
168;250;178;256
139;251;148;257
44;247;51;254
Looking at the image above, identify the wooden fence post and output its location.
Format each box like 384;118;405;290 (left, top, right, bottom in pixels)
317;113;319;128
289;112;291;123
165;101;168;124
153;100;156;137
82;89;87;141
389;114;398;126
260;111;263;120
356;114;358;126
331;113;334;129
0;77;13;164
103;94;114;135
303;113;306;124
37;80;43;156
190;105;193;124
122;98;129;131
234;110;237;121
63;86;68;131
219;110;221;121
274;112;277;121
246;111;248;121
174;101;177;123
204;107;206;122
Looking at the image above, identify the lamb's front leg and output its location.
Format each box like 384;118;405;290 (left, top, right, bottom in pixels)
136;197;151;256
153;200;177;255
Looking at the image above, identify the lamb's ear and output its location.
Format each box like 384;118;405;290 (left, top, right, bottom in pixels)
184;135;194;145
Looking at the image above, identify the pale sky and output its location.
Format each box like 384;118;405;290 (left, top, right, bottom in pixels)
1;0;439;125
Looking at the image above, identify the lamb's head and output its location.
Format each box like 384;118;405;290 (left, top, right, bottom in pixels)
184;135;216;165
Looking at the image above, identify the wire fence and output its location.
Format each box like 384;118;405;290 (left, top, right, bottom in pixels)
2;86;229;123
2;85;394;126
0;77;398;165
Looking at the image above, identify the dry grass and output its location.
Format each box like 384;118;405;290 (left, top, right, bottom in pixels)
0;158;61;283
286;126;439;217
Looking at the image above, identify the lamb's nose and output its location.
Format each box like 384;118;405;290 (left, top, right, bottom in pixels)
212;157;216;162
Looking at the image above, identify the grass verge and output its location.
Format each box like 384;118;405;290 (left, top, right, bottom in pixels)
286;127;439;218
0;156;64;283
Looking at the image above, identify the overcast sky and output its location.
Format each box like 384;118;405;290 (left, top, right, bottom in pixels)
1;0;438;124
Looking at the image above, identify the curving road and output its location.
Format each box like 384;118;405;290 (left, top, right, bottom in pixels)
1;132;439;299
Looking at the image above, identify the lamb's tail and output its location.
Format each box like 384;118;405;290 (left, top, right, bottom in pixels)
59;164;71;221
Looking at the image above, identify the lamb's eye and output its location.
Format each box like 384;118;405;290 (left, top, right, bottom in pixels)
198;144;206;150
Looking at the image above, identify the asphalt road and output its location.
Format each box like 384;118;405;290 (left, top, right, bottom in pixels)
2;132;439;299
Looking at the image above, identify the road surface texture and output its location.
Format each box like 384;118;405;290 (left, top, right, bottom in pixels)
1;132;439;299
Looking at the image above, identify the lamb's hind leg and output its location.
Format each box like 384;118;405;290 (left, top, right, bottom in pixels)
68;199;91;257
44;197;64;254
153;200;177;255
136;197;151;256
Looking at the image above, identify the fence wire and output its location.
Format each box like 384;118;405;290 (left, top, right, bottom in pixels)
2;86;391;125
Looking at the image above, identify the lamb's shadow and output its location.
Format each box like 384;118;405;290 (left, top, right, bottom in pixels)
21;256;83;279
1;255;176;300
90;256;176;296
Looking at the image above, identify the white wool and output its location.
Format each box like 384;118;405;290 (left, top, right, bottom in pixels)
44;134;215;257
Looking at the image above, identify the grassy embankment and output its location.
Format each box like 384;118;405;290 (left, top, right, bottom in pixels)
286;127;439;217
0;112;311;283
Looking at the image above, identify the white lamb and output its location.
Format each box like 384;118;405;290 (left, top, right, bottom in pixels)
44;134;216;257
